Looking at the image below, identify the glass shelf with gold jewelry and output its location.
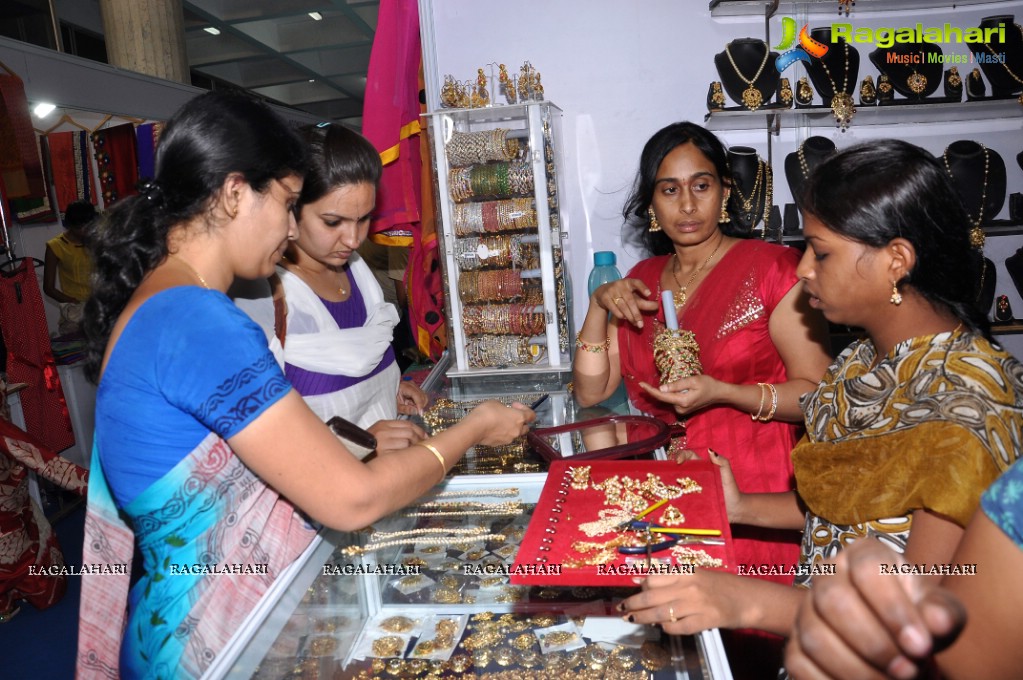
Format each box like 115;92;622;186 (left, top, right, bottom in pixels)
210;443;732;679
423;101;573;392
207;359;733;679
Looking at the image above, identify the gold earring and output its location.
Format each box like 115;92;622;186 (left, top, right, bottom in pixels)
647;206;661;232
719;196;731;224
890;282;902;306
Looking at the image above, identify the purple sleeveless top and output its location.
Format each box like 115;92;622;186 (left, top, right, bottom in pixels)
284;275;396;397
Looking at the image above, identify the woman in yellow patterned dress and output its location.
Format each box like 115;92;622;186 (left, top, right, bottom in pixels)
619;139;1023;661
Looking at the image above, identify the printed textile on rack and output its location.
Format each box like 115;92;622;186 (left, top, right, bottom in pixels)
0;72;45;200
91;122;138;206
48;130;94;213
0;259;74;452
0;418;88;616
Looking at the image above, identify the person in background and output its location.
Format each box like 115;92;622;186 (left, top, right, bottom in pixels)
574;121;833;676
43;199;96;335
235;123;426;453
619;140;1023;677
77;91;533;678
785;457;1023;680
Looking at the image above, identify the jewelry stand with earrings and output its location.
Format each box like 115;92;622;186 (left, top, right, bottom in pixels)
803;28;859;130
783;136;837;207
966;67;988;101
727;147;772;235
713;38;780;111
975;15;1023;104
868;42;944;102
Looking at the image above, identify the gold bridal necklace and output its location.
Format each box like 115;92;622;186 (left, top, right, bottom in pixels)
725;41;770;111
818;42;856;130
671;238;724;308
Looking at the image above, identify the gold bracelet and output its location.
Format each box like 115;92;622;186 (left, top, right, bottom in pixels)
751;382;767;421
575;331;610;353
759;383;778;422
420;442;447;480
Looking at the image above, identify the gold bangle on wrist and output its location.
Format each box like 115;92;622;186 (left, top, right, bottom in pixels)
575;331;610;354
420;442;447;480
757;383;778;422
751;382;767;421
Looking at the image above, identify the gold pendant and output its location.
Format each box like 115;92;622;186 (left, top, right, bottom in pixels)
741;85;763;111
830;92;856;130
907;71;928;95
673;289;687;308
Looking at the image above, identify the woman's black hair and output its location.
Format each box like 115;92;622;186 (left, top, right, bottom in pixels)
82;90;308;383
800;138;990;338
297;123;382;209
63;200;97;230
622;121;745;256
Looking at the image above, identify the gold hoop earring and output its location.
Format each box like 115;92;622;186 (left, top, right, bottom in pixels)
648;206;662;232
890;282;902;306
719;197;731;224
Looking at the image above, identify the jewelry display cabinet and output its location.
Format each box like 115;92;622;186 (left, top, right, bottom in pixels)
705;0;1023;340
206;358;733;680
423;102;572;392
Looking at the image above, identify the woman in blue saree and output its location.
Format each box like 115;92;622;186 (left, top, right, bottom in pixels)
75;91;534;679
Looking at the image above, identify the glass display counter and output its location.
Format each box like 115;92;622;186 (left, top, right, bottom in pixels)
207;356;733;680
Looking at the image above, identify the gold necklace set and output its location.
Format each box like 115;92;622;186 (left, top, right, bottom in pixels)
724;41;770;110
818;41;856;129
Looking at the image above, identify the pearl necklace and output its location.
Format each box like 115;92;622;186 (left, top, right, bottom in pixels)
724;41;770;111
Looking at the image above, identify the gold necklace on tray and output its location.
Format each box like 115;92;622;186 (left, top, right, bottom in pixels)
818;41;856;130
671;238;724;308
725;41;770;111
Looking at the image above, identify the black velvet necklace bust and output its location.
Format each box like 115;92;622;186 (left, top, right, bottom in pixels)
804;29;860;103
784;136;837;202
714;39;781;111
728;146;770;232
975;16;1023;98
869;42;944;100
942;140;1007;228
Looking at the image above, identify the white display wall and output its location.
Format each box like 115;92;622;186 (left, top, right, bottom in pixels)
419;0;1023;356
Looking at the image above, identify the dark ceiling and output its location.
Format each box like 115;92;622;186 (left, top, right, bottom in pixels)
0;0;380;128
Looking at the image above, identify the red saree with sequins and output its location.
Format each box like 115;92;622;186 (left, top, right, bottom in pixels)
619;239;803;581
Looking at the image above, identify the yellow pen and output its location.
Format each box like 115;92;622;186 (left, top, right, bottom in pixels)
634;498;670;519
649;527;722;536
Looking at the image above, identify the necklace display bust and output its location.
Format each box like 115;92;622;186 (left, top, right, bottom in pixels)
713;38;780;111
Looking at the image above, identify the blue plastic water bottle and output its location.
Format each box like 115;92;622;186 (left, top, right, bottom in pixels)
588;251;622;296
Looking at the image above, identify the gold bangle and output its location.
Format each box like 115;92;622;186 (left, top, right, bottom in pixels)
575;331;610;353
420;442;447;480
758;383;778;422
751;382;767;421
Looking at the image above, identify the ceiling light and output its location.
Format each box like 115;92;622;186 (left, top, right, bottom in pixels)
308;12;323;20
308;79;316;83
203;26;221;35
33;102;56;118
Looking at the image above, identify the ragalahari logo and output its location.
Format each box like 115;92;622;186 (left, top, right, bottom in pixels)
775;17;828;72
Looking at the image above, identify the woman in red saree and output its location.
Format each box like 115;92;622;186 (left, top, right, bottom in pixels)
573;121;831;677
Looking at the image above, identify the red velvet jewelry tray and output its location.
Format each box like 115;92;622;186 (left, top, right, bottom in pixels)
510;460;735;587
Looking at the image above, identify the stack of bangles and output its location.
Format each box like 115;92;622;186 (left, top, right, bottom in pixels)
575;332;610;354
419;442;447;481
751;382;778;422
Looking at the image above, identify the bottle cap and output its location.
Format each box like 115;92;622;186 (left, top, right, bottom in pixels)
594;251;616;266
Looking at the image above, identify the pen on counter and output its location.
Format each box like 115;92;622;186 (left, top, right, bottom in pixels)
529;394;550;410
649;527;723;536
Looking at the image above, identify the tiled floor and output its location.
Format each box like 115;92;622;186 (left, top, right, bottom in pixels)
4;501;85;679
